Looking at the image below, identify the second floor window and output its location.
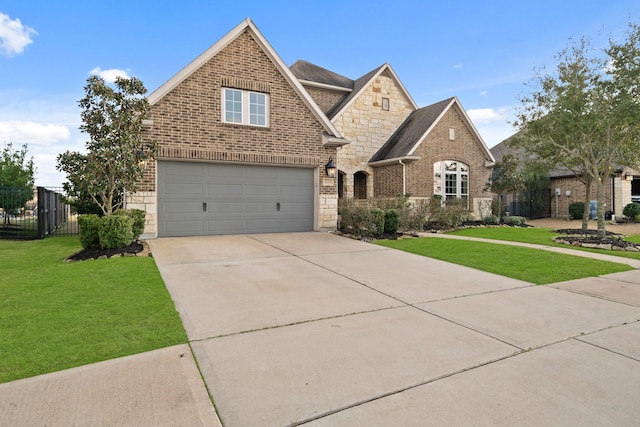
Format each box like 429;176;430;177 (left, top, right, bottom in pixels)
222;88;269;127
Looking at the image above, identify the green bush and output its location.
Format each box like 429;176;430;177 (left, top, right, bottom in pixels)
370;208;385;236
428;197;470;228
568;202;585;220
622;203;640;220
114;208;146;240
77;214;101;249
504;215;526;226
482;215;500;225
98;215;134;249
384;209;399;234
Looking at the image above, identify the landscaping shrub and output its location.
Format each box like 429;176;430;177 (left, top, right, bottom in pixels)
504;215;526;226
98;215;134;249
622;202;640;221
370;208;385;236
384;209;399;234
427;197;470;228
78;214;100;249
568;202;585;220
482;215;500;225
114;208;146;240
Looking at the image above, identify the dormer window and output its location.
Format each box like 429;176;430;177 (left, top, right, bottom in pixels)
222;88;269;127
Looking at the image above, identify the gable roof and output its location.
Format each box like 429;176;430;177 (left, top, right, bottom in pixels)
370;97;496;165
147;18;344;139
326;63;418;120
290;60;353;91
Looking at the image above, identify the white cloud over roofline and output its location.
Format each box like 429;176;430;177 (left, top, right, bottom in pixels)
89;67;131;83
0;13;37;56
467;107;507;123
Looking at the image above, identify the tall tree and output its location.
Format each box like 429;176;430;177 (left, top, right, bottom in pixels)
0;142;36;226
485;154;524;219
57;76;157;216
515;25;640;237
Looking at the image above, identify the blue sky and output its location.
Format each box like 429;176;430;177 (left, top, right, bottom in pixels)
2;1;639;186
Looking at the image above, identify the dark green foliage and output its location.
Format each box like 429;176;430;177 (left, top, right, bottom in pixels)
623;203;640;220
98;215;134;249
370;208;385;236
384;209;399;234
114;208;146;240
78;214;101;249
569;202;585;220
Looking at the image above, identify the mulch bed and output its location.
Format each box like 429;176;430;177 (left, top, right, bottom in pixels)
66;241;149;261
554;228;640;250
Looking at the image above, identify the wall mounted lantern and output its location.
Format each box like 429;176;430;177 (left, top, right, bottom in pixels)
325;157;337;178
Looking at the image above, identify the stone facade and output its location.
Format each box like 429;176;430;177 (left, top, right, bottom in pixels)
134;28;338;236
333;69;415;200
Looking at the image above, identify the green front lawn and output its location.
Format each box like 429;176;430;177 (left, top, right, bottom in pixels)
449;227;640;260
376;237;632;285
0;237;187;384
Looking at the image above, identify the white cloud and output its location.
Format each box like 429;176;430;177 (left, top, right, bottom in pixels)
453;63;463;69
0;13;37;56
0;120;70;146
89;67;131;83
467;107;508;124
479;90;488;96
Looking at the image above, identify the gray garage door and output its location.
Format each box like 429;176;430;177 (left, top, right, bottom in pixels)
157;161;314;237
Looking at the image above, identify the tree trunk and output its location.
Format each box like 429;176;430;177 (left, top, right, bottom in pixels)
582;180;591;231
596;175;607;238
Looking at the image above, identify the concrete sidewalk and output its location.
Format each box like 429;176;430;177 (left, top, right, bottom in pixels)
2;232;639;426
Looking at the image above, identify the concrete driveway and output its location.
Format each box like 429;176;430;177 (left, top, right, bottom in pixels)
149;232;640;426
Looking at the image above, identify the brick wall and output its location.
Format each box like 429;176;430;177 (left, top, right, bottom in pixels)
136;29;338;234
334;68;415;199
404;104;492;218
303;86;348;114
549;176;616;218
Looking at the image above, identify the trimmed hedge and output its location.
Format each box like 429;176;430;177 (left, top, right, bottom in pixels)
384;209;399;234
114;208;146;240
98;215;134;249
78;214;101;249
623;203;640;221
568;202;585;220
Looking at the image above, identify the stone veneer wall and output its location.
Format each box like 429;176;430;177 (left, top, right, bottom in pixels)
333;69;415;199
135;29;338;236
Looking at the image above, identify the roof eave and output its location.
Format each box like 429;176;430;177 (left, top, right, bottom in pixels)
369;155;421;167
298;79;352;93
323;133;350;147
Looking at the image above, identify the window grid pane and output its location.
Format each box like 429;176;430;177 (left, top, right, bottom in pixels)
249;92;266;126
224;89;242;123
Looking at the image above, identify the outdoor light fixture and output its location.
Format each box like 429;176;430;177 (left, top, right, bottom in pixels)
325;157;337;178
136;145;148;168
625;173;634;181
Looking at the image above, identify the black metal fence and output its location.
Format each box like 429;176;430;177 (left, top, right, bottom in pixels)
500;189;552;219
0;186;78;240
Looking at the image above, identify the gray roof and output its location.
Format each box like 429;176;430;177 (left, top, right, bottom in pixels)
370;97;454;162
326;64;386;119
289;60;353;89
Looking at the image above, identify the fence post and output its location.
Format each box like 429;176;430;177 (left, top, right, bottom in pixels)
37;187;45;239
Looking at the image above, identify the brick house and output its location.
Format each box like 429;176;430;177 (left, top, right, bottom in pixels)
130;19;495;237
491;138;639;219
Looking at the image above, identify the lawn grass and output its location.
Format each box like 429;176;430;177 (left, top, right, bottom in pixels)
0;237;187;384
449;227;640;260
376;237;632;285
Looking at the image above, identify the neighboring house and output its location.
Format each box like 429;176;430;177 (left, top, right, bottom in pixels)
491;137;639;219
130;18;494;238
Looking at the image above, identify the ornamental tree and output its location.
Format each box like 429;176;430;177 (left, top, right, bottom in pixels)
515;23;640;237
57;76;157;216
0;142;35;225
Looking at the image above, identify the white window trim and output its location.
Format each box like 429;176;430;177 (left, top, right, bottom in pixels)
434;160;469;203
221;88;269;127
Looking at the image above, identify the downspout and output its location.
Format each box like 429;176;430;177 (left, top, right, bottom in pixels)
399;159;406;195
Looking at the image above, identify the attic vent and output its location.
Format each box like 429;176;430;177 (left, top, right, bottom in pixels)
449;128;455;141
221;77;270;93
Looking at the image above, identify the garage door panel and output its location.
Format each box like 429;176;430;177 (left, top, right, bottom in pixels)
165;182;205;196
207;183;243;196
158;161;314;237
